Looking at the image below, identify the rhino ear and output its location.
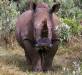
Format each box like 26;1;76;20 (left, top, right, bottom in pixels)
32;3;37;11
50;3;60;13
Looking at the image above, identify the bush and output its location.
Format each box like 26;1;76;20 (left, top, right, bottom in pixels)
63;18;82;35
58;0;82;19
57;18;82;45
0;0;19;48
58;19;71;44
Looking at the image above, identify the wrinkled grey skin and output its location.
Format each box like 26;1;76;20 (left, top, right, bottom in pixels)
16;2;60;72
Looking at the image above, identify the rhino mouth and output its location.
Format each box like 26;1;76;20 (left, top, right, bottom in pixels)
35;38;53;47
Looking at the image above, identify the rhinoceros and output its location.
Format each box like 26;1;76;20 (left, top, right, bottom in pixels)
16;2;60;72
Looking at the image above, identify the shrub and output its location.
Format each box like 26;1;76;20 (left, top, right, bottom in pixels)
63;18;82;35
0;0;19;48
57;18;82;45
58;19;71;44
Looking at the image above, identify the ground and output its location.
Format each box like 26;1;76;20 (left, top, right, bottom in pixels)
0;36;82;75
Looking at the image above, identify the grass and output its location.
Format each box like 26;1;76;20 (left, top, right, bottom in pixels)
0;36;82;75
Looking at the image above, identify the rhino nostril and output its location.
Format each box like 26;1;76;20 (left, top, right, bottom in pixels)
49;43;53;47
35;43;39;47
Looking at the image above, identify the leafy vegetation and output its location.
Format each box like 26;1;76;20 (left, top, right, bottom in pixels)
63;18;82;35
0;0;19;48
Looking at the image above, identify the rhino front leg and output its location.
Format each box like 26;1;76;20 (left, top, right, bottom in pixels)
42;40;59;71
23;40;43;71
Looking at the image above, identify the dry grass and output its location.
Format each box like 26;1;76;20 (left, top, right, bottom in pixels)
0;36;82;75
